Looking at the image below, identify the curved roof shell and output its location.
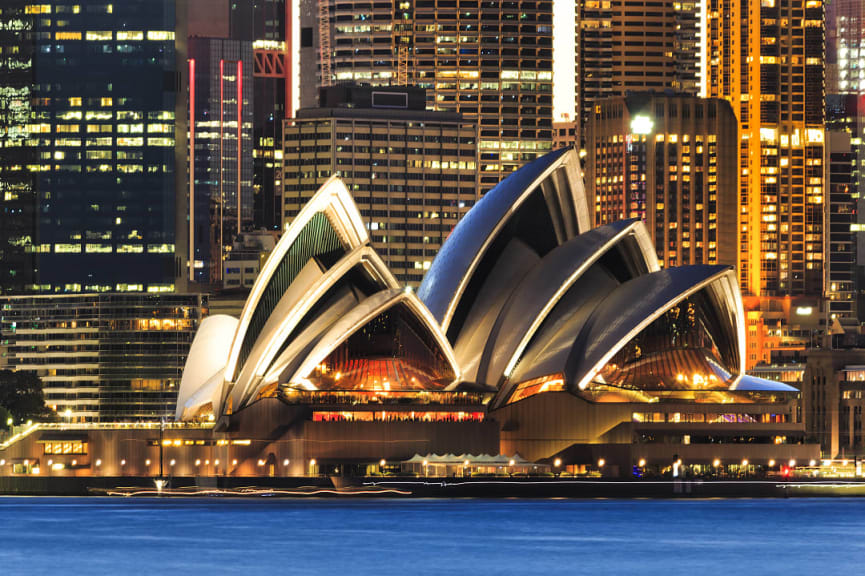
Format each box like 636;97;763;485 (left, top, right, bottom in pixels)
418;148;591;339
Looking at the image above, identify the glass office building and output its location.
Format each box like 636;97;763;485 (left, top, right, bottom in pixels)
0;0;187;294
0;293;206;422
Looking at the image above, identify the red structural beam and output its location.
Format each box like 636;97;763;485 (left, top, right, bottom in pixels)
253;50;287;78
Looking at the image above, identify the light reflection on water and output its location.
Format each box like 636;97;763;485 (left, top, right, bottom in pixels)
1;497;863;575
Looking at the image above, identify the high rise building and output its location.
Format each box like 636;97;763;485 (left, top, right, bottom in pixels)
187;37;254;285
0;0;189;295
585;94;738;270
298;0;560;192
230;0;293;232
0;293;206;422
826;0;865;302
575;0;705;141
706;0;825;298
282;85;478;286
825;130;858;329
0;1;38;294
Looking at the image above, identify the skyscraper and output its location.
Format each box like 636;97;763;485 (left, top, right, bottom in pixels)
825;130;858;329
298;0;560;192
706;0;825;298
230;0;293;232
586;93;738;269
0;1;38;293
282;85;478;286
187;37;254;285
826;0;865;306
575;0;704;141
0;0;189;294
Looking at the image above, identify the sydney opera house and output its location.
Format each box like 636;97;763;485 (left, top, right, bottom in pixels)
0;148;818;479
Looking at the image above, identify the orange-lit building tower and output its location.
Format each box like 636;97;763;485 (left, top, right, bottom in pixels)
706;0;825;299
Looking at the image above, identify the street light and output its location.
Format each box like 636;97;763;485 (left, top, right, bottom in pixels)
598;458;605;468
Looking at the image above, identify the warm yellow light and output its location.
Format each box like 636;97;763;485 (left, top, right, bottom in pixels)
768;459;776;467
842;459;849;466
713;459;721;467
310;459;316;466
788;459;796;468
283;459;290;466
231;459;237;466
741;459;749;467
509;459;515;467
423;460;429;467
214;459;220;466
195;459;201;466
463;460;470;467
809;460;816;467
169;459;176;466
258;459;266;466
380;459;386;467
638;459;646;467
598;458;606;467
95;459;102;467
120;459;126;466
554;458;562;468
145;459;151;466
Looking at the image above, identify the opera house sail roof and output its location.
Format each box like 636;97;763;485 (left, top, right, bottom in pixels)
177;148;795;423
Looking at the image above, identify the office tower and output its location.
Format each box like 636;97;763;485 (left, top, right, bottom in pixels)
706;0;825;298
282;85;478;285
0;293;206;422
825;130;857;330
575;0;704;141
826;0;865;307
298;0;558;192
0;0;189;294
585;93;737;269
187;37;254;285
0;1;38;294
230;0;293;232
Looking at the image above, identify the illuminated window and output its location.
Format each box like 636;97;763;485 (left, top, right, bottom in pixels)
146;31;175;41
86;31;112;41
116;31;143;41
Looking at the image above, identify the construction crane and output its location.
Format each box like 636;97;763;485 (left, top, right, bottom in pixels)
319;0;332;87
392;4;413;86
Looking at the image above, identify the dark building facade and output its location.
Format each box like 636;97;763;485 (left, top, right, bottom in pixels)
0;0;188;294
231;0;290;232
187;37;254;285
825;130;858;329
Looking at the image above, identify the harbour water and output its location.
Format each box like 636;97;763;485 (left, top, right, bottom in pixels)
1;497;863;575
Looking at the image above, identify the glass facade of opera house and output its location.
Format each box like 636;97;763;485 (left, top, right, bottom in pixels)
0;149;819;478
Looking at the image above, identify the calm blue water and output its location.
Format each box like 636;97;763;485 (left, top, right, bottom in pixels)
0;497;862;575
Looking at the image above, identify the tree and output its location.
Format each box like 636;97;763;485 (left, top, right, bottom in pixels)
0;370;51;424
